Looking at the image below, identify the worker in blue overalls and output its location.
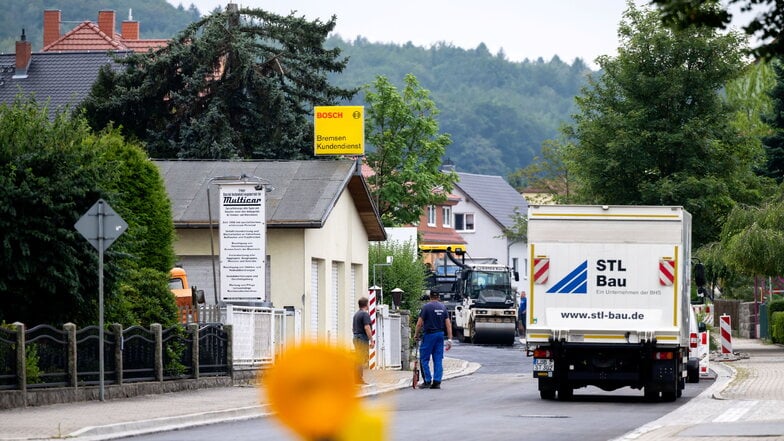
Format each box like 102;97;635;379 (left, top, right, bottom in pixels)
414;291;453;389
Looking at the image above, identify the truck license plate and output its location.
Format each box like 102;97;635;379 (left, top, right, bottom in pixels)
533;359;554;372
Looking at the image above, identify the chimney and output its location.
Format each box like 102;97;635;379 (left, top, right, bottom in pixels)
43;9;61;48
14;29;32;79
121;21;139;40
98;10;116;37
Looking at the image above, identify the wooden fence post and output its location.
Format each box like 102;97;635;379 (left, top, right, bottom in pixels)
152;323;163;382
188;323;199;380
111;323;123;385
64;323;77;388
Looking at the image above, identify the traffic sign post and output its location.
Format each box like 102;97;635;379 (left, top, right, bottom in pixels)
75;199;127;401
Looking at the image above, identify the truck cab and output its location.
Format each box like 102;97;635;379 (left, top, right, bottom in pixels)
169;267;205;324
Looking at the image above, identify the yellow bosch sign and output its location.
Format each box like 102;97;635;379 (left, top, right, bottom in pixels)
314;106;364;155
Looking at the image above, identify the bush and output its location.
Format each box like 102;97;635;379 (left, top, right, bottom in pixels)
369;239;425;336
0;98;177;327
771;311;784;344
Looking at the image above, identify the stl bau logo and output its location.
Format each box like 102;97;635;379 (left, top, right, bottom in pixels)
546;260;587;294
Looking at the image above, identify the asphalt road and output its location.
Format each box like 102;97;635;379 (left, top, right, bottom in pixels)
122;339;711;441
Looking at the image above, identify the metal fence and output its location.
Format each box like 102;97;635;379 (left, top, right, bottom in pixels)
177;304;402;370
224;304;287;369
0;322;230;391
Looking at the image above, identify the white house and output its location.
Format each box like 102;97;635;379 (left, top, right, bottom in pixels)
155;159;386;346
451;172;528;292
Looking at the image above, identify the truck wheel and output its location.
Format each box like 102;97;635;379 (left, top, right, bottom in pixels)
677;378;684;398
644;385;659;402
558;385;573;401
539;378;556;400
662;378;678;402
687;364;699;383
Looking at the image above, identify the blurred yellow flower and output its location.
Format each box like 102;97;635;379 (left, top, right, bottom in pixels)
263;342;360;440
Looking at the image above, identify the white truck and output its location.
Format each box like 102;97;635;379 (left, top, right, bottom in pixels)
525;205;694;401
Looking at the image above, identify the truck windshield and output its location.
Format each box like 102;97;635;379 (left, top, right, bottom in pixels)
468;270;511;299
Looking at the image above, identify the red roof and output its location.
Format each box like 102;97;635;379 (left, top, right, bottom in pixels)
420;230;467;246
42;21;167;53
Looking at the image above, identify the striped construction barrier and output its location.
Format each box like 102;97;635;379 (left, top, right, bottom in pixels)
368;289;377;369
699;331;710;378
720;314;732;354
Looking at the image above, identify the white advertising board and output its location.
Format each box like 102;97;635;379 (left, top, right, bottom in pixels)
219;183;266;302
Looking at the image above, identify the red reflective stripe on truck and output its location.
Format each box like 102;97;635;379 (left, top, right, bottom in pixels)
659;258;675;286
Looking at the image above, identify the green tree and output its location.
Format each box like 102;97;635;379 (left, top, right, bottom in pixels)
95;129;178;327
0;99;105;325
369;240;425;316
0;98;177;326
761;61;784;183
720;200;784;279
508;138;574;204
81;5;355;160
652;0;784;59
364;74;457;226
563;3;768;247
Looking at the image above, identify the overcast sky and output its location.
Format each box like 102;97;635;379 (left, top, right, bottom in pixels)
166;0;653;68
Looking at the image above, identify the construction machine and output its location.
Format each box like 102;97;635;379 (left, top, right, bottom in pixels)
446;248;519;345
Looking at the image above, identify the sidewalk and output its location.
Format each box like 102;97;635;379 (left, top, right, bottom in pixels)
0;358;480;441
613;337;784;440
1;339;784;440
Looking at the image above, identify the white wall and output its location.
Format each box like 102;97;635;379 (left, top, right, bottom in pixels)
174;188;370;347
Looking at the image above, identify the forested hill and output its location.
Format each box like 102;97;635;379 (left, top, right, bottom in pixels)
328;36;594;175
0;0;595;176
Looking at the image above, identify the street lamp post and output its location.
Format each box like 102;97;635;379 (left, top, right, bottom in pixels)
373;256;393;305
390;288;404;310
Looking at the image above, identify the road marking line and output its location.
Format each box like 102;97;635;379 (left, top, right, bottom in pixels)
713;400;757;422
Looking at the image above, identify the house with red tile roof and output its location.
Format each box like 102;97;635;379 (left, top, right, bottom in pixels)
359;158;466;265
42;9;168;53
0;9;168;118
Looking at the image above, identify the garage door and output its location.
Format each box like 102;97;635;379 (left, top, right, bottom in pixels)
330;262;339;344
311;260;319;340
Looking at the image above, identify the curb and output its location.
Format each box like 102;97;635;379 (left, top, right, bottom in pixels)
66;359;481;440
69;405;270;441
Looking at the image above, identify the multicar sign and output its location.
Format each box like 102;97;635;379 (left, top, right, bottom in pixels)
219;183;265;303
313;105;364;155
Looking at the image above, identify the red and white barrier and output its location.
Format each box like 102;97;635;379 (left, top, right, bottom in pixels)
368;289;377;369
720;314;732;354
699;331;710;377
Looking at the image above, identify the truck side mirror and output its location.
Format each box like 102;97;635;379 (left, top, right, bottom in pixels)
192;287;206;304
513;271;520;282
694;263;706;288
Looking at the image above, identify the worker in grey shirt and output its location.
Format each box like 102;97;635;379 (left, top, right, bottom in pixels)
352;297;375;384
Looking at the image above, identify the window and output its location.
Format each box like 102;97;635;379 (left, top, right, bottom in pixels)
427;205;436;226
454;213;475;232
442;206;452;227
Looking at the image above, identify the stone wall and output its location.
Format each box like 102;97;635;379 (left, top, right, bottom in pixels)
0;376;235;410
